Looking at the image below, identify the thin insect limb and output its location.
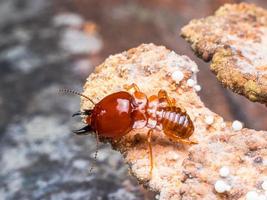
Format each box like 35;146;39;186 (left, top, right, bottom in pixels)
158;89;176;107
89;132;99;173
124;83;147;109
147;129;154;177
164;130;197;145
123;83;140;92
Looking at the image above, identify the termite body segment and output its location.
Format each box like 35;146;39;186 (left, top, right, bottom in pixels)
73;84;196;176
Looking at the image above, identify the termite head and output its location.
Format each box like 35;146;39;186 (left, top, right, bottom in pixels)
60;89;135;137
59;88;100;173
71;109;95;134
59;89;96;134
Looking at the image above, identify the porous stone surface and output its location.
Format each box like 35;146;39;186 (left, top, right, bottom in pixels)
81;43;267;200
181;3;267;105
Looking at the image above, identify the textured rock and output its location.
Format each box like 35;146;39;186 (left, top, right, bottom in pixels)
181;3;267;105
81;44;267;199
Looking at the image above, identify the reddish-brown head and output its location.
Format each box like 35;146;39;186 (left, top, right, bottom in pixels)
88;91;135;138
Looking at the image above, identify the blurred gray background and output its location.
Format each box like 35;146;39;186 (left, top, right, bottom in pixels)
0;0;266;200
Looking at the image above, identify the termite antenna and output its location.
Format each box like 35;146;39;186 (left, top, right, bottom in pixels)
59;89;95;105
89;132;99;174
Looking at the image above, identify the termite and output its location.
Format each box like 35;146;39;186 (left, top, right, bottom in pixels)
62;83;196;176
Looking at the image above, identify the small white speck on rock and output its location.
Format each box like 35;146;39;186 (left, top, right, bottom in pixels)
204;115;214;125
186;79;196;87
219;166;230;177
214;180;231;193
171;70;184;83
262;180;267;191
194;84;201;92
191;65;198;73
232;120;243;131
246;191;259;200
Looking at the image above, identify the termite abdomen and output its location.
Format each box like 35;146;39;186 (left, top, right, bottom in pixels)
160;107;194;139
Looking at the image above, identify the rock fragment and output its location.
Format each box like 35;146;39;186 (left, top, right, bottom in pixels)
81;44;267;199
181;3;267;104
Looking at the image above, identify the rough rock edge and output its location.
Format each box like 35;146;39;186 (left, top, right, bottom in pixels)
181;3;267;105
81;44;267;200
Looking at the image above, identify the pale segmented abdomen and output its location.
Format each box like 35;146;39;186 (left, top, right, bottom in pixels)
159;106;194;139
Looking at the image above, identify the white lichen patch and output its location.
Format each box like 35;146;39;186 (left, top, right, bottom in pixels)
108;188;137;200
0;188;7;200
24;116;69;141
60;28;102;55
3;172;23;196
53;13;84;27
73;159;89;170
1;148;30;174
49;190;94;200
0;116;72;174
3;45;43;73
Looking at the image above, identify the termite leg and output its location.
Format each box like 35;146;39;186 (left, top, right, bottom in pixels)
73;125;92;135
124;84;147;108
72;110;92;117
158;90;176;106
175;137;198;145
147;129;154;177
164;130;197;145
123;83;140;92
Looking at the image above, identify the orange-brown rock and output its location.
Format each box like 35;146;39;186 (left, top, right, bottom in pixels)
81;44;267;200
181;3;267;105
